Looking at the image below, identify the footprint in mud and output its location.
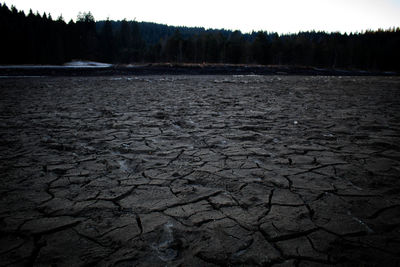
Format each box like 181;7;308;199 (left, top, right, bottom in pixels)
151;222;181;262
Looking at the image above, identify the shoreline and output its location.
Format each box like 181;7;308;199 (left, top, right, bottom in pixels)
0;64;397;77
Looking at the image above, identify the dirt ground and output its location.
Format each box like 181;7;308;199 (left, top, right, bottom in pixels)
1;75;400;266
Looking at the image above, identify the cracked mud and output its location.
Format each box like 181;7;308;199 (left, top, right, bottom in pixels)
1;75;400;266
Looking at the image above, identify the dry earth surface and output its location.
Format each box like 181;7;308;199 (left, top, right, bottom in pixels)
1;75;400;266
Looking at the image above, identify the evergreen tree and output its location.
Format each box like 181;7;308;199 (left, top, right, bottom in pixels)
226;31;244;64
99;19;114;62
252;31;269;64
130;21;145;62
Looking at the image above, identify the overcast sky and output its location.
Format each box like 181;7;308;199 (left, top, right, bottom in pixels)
3;0;400;33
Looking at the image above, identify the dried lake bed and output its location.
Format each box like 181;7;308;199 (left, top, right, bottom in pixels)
1;75;400;266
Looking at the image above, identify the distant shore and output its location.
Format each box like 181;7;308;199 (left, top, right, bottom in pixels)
0;63;397;77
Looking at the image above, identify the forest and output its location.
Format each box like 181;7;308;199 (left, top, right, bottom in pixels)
1;3;399;71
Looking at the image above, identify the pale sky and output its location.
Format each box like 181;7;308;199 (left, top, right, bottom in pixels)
3;0;400;33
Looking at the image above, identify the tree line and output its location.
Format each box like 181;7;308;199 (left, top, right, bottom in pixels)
1;3;399;71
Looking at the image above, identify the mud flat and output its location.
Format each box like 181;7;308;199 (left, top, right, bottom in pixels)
1;75;400;266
